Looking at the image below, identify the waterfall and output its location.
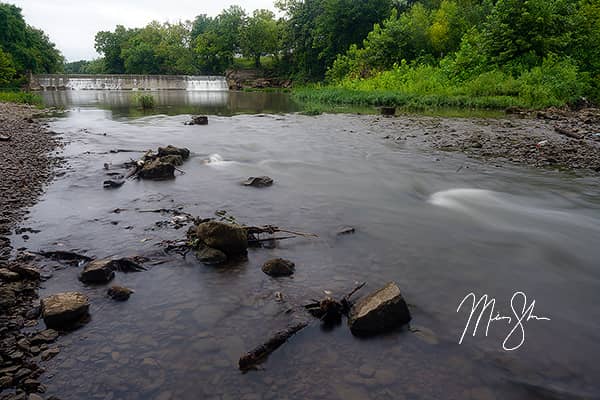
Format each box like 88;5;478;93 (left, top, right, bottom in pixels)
33;75;229;91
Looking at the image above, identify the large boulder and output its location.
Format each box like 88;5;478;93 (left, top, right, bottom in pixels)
42;292;89;329
79;259;115;283
157;145;190;160
262;258;295;277
194;221;248;256
138;159;175;180
348;282;411;336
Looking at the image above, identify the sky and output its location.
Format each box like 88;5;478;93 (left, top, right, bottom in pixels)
9;0;277;61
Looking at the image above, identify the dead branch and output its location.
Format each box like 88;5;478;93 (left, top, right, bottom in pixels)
554;126;583;140
239;322;309;371
244;225;318;238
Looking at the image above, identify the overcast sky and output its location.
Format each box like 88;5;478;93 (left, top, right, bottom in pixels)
9;0;277;61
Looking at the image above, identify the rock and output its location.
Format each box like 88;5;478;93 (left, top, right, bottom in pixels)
157;145;190;160
0;135;11;141
158;154;184;166
79;259;115;284
22;378;40;391
194;221;248;256
41;292;89;329
29;394;44;400
30;329;59;345
0;268;21;281
10;264;41;280
195;246;227;265
186;115;208;125
348;282;411;336
40;347;60;361
242;176;274;187
138;158;176;180
0;287;16;308
336;226;355;236
107;286;134;301
0;375;13;388
261;258;295;277
103;180;124;189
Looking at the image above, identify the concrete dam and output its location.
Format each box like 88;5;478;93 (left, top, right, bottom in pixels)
30;74;228;91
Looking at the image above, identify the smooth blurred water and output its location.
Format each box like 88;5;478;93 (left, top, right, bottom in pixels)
13;92;600;399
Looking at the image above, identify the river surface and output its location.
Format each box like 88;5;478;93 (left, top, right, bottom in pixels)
12;91;600;399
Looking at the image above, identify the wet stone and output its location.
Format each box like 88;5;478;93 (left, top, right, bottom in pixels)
195;246;227;265
193;221;248;256
157;145;190;160
79;259;115;284
261;258;295;277
348;281;411;336
186;115;208;125
107;286;134;301
242;176;274;187
40;347;60;361
41;292;90;329
0;268;21;281
138;159;175;180
30;329;59;345
10;265;41;280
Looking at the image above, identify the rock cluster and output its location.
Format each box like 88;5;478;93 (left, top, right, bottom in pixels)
188;221;248;265
130;145;191;181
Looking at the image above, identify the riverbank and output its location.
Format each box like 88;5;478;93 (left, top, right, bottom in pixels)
0;102;61;399
368;106;600;172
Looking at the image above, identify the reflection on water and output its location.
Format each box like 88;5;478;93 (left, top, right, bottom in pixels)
14;100;600;400
42;90;301;117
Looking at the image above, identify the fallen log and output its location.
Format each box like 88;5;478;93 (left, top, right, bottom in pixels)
554;126;583;140
239;322;309;371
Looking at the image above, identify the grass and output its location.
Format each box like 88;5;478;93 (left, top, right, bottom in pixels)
133;93;155;109
0;91;43;106
294;59;594;110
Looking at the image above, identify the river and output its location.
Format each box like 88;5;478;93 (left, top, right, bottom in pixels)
11;90;600;400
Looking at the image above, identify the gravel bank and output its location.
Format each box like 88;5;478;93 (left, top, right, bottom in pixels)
373;107;600;172
1;102;62;400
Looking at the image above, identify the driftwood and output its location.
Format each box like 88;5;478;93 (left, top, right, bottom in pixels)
245;225;318;238
554;126;583;140
239;322;309;371
304;282;366;324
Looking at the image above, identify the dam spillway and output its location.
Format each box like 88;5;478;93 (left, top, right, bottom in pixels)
30;74;229;91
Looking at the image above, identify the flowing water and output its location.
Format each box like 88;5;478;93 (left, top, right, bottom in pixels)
12;91;600;400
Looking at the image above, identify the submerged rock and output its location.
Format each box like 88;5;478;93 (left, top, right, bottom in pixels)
157;145;190;160
186;115;208;125
348;282;411;336
79;259;116;283
336;226;356;236
103;179;124;189
107;285;134;301
195;246;227;265
42;292;89;329
262;258;295;277
242;176;274;187
193;221;248;256
138;159;175;180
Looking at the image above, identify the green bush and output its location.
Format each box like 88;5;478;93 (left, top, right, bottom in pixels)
0;91;42;105
133;93;155;109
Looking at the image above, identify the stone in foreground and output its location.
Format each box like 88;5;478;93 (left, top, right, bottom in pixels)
242;176;274;187
348;282;411;336
194;221;248;256
79;259;116;283
42;292;90;329
262;258;295;277
138;159;175;180
107;286;134;301
157;145;190;160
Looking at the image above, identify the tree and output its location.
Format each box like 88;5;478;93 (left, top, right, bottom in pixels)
95;25;135;74
240;10;279;68
0;47;16;85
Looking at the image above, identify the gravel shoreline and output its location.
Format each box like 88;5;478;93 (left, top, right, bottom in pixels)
1;102;62;400
373;107;600;173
